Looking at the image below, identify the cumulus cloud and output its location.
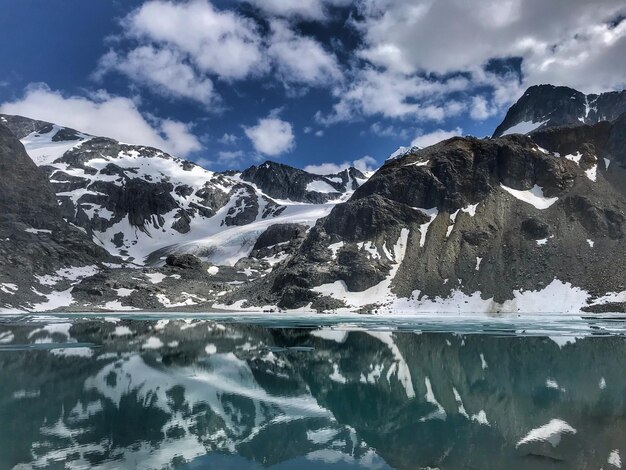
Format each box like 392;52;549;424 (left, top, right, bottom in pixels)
317;67;469;123
218;133;238;145
96;46;217;106
243;0;351;20
304;155;378;174
411;127;463;148
268;20;343;87
244;115;295;156
124;0;267;80
353;0;626;92
0;84;201;156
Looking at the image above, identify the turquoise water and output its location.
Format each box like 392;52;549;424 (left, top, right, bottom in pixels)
0;314;624;469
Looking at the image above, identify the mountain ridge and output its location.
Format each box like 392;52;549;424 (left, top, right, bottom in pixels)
0;83;624;313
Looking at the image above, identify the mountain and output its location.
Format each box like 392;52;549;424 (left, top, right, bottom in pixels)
0;83;625;314
0;119;114;312
0;114;364;267
231;129;625;313
0;114;368;312
493;84;626;137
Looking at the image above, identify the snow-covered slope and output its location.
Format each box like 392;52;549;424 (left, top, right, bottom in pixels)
1;114;367;267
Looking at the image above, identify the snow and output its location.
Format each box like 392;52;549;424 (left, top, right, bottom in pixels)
412;207;438;247
421;377;446;421
313;229;410;309
500;184;558;209
585;164;597;181
475;257;482;271
50;347;93;358
329;363;347;384
357;241;380;259
471;410;490;426
516;419;577;448
112;326;133;336
0;331;14;344
365;331;415;398
145;273;167;284
35;265;99;287
545;378;561;390
586;239;594;248
599;377;607;389
608;450;621;468
307;428;340;445
479;353;488;369
501;119;548;136
386;145;420;161
604;158;611;169
328;241;344;259
25;228;52;234
564;152;582;165
461;203;479;217
310;328;348;343
103;300;139;311
0;283;18;295
207;266;219;275
446;210;459;238
452;387;469;418
30;288;75;312
20;126;91;166
405;159;429;167
142;337;164;349
114;288;134;297
205;343;217;354
306;180;338;194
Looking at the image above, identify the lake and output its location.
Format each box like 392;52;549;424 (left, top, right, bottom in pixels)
0;313;624;469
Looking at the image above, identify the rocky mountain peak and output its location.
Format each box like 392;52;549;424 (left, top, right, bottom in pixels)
493;84;626;137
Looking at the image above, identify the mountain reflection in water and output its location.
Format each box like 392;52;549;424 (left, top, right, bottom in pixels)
0;316;624;470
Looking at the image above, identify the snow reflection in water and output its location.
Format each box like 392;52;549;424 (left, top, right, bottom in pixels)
0;315;624;469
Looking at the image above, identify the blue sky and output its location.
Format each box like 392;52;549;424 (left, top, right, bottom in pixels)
1;0;624;173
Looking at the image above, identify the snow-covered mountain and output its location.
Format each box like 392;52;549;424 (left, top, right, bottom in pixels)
0;114;366;267
0;83;624;314
493;84;626;137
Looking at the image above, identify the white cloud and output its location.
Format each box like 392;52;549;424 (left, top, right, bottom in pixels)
217;150;245;165
353;0;626;92
218;133;238;145
268;20;343;86
370;122;409;139
243;0;351;20
304;155;378;174
317;67;470;123
124;0;267;80
0;84;201;156
96;46;217;106
469;95;497;120
244;115;295;156
411;127;463;148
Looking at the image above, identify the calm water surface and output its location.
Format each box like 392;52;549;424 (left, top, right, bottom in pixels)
0;314;624;470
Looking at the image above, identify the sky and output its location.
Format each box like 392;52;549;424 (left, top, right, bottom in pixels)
0;0;625;174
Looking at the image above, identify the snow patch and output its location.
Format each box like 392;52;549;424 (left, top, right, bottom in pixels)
501;119;548;136
516;419;576;448
500;184;558;209
306;180;338;194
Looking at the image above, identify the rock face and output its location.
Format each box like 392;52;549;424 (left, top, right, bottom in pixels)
239;161;366;203
0;120;113;311
493;84;626;137
237;107;626;312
